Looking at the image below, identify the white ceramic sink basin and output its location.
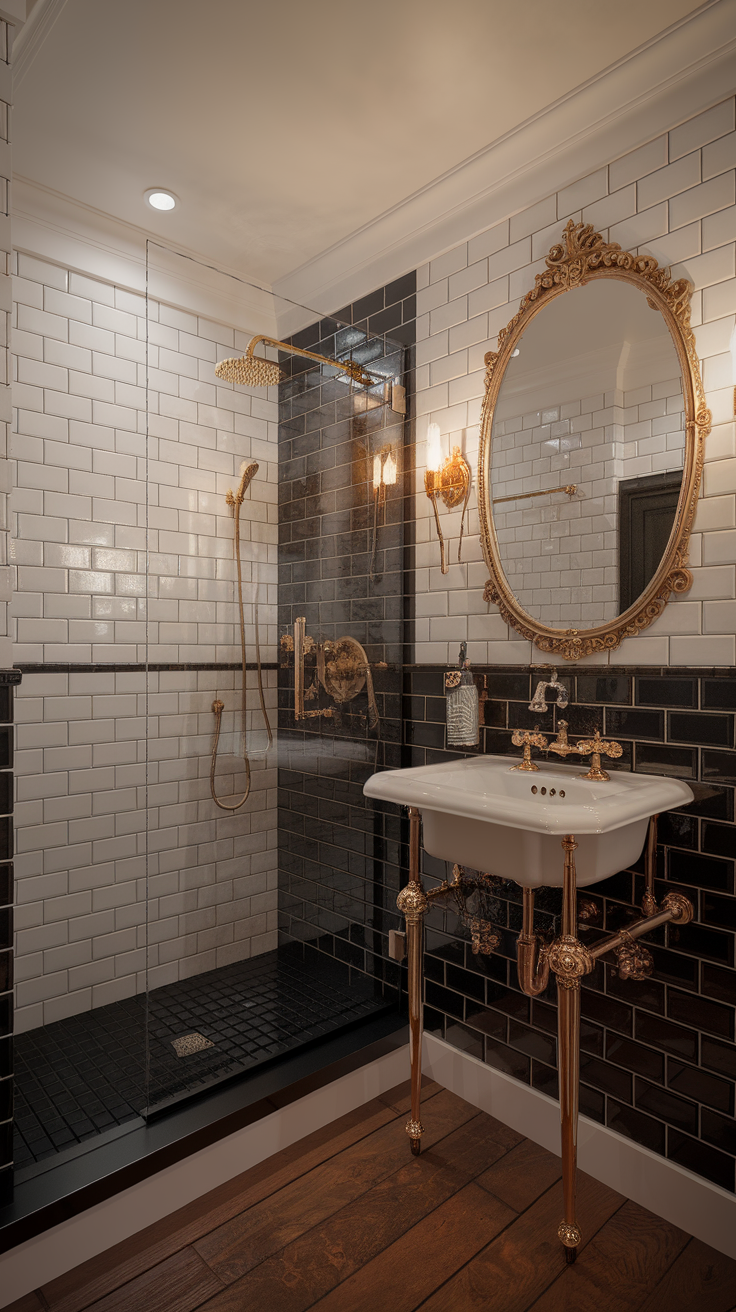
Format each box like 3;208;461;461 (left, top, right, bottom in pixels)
363;755;693;887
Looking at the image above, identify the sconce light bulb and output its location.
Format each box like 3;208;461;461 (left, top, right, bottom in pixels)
373;453;382;487
427;422;443;472
383;452;397;485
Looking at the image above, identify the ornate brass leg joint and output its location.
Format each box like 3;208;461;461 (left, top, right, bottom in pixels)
397;807;429;1156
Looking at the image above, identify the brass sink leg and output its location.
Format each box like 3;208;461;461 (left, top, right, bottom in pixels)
557;834;582;1263
397;806;428;1156
642;813;659;916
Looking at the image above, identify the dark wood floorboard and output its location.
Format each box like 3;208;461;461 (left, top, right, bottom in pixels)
637;1237;736;1312
6;1080;735;1312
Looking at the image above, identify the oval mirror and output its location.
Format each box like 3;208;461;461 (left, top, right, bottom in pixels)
478;222;711;660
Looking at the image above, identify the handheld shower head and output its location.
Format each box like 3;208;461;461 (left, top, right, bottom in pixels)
225;461;259;511
237;461;258;501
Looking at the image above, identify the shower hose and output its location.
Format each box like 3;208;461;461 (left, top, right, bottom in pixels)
210;463;273;810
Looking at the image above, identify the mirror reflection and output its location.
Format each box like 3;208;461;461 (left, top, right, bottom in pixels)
489;280;684;628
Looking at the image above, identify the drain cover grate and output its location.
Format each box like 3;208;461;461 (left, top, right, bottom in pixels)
171;1033;215;1058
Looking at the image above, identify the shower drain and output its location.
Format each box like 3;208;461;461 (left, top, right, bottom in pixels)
171;1032;215;1058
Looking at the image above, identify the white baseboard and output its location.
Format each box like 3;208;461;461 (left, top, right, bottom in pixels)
423;1033;736;1260
0;1043;408;1309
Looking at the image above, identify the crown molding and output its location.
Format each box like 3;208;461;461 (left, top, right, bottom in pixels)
273;0;736;320
12;176;278;334
12;0;67;84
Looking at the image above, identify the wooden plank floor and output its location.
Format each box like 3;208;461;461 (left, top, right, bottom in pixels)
8;1080;736;1312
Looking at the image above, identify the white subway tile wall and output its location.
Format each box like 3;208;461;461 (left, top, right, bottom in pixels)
492;384;685;626
412;98;736;666
11;257;279;1030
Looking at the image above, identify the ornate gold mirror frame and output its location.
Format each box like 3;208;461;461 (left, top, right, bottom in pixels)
478;220;711;661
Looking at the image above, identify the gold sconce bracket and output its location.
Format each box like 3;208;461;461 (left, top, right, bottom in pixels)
426;446;471;510
425;445;472;574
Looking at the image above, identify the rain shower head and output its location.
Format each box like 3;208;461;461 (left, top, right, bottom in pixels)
215;333;377;390
216;354;283;387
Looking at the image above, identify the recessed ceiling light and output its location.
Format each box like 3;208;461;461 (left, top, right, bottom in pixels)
144;188;178;211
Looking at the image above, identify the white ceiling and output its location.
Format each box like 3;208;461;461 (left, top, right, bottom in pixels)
13;0;706;288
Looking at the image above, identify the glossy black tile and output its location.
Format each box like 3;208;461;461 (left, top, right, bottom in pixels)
703;821;736;858
484;1035;530;1082
607;707;664;740
703;678;736;710
669;711;734;747
679;786;733;822
508;1019;556;1065
445;1020;483;1061
579;1054;632;1101
701;1035;736;1081
581;990;633;1036
701;964;736;1006
465;1003;507;1040
635;1011;698;1062
668;848;733;892
384;272;416;307
703;750;736;786
668;987;734;1038
636;677;697;707
607;1100;666;1155
606;1035;664;1082
658;811;697;849
667;1060;733;1114
668;1130;734;1191
607;970;665;1014
351;289;384;323
635;1077;698;1134
701;1107;736;1156
670;921;734;968
701;892;736;932
635;742;696;777
577;675;632;704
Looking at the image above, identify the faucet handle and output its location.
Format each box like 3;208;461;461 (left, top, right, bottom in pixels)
511;727;549;772
575;729;623;781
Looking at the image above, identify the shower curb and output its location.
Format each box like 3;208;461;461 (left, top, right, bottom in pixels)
0;1010;406;1275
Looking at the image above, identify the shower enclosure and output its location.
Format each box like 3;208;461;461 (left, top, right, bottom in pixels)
10;244;409;1175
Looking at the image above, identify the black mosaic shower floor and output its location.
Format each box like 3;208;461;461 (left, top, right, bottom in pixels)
13;945;393;1170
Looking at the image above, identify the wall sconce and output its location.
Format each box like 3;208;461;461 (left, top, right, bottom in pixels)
370;445;399;581
424;422;471;574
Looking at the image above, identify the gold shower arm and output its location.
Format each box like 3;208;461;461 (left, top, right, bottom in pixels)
239;334;378;387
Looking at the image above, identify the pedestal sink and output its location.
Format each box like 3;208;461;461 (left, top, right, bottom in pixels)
364;754;693;886
365;752;694;1263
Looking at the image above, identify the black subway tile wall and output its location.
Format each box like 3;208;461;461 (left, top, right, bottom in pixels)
0;675;15;1202
277;281;415;994
401;664;736;1193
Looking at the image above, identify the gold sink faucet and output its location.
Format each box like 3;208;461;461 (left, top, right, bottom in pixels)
546;722;623;780
546;720;577;759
